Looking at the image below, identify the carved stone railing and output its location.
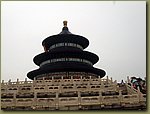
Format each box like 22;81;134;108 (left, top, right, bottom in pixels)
1;76;146;110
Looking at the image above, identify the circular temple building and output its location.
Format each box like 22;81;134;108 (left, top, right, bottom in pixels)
1;21;146;111
27;21;106;80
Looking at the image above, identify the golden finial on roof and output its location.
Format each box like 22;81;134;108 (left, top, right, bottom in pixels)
63;21;67;27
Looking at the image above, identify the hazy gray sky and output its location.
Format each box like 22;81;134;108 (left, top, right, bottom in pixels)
1;1;146;82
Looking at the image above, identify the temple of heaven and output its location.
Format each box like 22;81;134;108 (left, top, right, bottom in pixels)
27;21;106;80
1;21;146;110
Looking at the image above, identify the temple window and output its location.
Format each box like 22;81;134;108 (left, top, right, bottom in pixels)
49;43;83;50
40;58;92;67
